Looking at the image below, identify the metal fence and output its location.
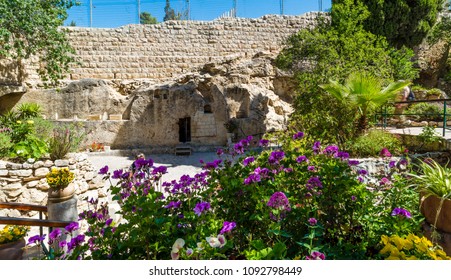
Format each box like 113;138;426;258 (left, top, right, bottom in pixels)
65;0;331;28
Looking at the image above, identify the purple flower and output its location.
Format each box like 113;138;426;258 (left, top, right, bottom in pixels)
292;131;304;140
306;176;322;190
65;222;79;234
389;160;396;169
336;151;349;160
391;207;412;219
242;156;255;166
49;228;62;240
312;141;321;154
105;218;113;226
165;201;182;209
296;155;308;163
306;251;326;260
358;169;368;176
152;166;168;174
193;201;211;216
27;234;46;245
268;150;285;165
348;160;360;166
59;240;67;248
216;148;224;156
399;158;408;166
308;165;316;172
244;173;261;185
205;159;222;169
351;195;357;201
234;142;244;154
259;139;269;147
380;148;392;158
267;192;291;221
380;177;392;186
323;145;339;156
308;218;317;226
99;165;109;175
220;221;237;234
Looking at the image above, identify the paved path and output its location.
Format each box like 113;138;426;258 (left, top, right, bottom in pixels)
388;126;451;141
87;151;219;183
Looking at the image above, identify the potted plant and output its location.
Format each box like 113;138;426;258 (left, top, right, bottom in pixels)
0;225;29;260
46;167;76;202
408;158;451;233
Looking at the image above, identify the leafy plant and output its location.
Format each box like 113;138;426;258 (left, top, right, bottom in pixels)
346;129;403;157
0;225;30;245
379;234;450;260
49;123;85;160
46;167;75;188
404;103;442;121
408;159;451;199
319;72;409;132
17;103;42;119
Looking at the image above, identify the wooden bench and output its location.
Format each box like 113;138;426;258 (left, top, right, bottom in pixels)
0;202;72;257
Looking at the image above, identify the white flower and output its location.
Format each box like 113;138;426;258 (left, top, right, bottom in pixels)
217;234;227;248
206;236;221;248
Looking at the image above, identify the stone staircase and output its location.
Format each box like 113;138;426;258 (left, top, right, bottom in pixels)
174;144;192;156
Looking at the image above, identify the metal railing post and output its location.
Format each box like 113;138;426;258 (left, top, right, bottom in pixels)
444;100;447;136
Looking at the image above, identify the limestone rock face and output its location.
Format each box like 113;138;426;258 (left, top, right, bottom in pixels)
116;52;294;148
415;40;450;88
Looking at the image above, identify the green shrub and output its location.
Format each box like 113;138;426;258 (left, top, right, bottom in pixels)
0;132;13;158
347;129;403;157
404;103;442;121
49;123;85;160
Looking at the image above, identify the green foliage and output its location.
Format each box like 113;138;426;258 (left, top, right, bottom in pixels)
409;158;451;199
319;72;410;132
49;123;85;160
0;0;78;86
346;129;404;157
404;103;442;121
140;12;158;24
0;132;13;158
275;2;418;146
358;0;445;48
17;103;42;119
163;0;185;21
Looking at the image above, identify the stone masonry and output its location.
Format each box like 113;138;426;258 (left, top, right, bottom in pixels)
18;13;320;86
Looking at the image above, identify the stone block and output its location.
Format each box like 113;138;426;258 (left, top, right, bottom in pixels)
6;163;22;170
8;169;33;177
44;160;54;167
0;161;6;169
0;169;8;176
33;161;45;168
109;114;122;120
34;167;50;177
87;114;102;120
55;160;70;167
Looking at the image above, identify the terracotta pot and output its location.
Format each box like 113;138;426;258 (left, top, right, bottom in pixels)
48;184;76;203
0;238;25;260
420;193;451;233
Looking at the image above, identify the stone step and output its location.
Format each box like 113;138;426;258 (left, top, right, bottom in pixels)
174;145;192;156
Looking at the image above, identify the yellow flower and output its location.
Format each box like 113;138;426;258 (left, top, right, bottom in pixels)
26;120;34;124
392;235;405;250
381;235;389;245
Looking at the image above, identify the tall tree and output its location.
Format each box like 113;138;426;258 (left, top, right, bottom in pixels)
140;12;158;24
334;0;446;48
276;0;418;145
0;0;77;86
164;0;177;21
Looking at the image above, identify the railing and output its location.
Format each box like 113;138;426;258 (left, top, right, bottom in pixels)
375;98;451;136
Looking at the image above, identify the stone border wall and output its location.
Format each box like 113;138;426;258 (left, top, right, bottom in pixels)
21;13;320;85
0;153;106;219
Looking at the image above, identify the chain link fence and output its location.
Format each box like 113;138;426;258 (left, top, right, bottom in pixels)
65;0;331;28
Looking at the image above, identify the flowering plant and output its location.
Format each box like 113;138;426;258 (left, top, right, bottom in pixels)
379;234;450;260
46;167;75;188
0;225;29;245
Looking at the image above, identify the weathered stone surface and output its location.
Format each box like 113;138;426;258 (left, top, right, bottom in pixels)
54;160;69;167
415;40;450;88
8;169;33;177
34;167;50;177
6;163;22;170
33;161;45;169
0;169;8;176
4;182;23;198
84;171;95;181
44;160;54;167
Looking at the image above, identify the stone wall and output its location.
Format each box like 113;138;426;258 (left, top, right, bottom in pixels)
0;153;106;219
19;13;319;86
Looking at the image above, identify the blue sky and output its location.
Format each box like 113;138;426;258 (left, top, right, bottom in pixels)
65;0;332;28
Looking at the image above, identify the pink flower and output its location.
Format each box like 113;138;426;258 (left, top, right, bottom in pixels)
380;148;392;158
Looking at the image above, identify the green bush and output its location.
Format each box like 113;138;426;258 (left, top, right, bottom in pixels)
346;129;404;157
49;123;85;160
0;132;13;158
404;103;442;121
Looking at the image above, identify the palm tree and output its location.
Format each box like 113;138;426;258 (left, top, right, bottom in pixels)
319;72;410;132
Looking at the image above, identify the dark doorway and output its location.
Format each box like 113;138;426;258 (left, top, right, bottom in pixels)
178;117;191;143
